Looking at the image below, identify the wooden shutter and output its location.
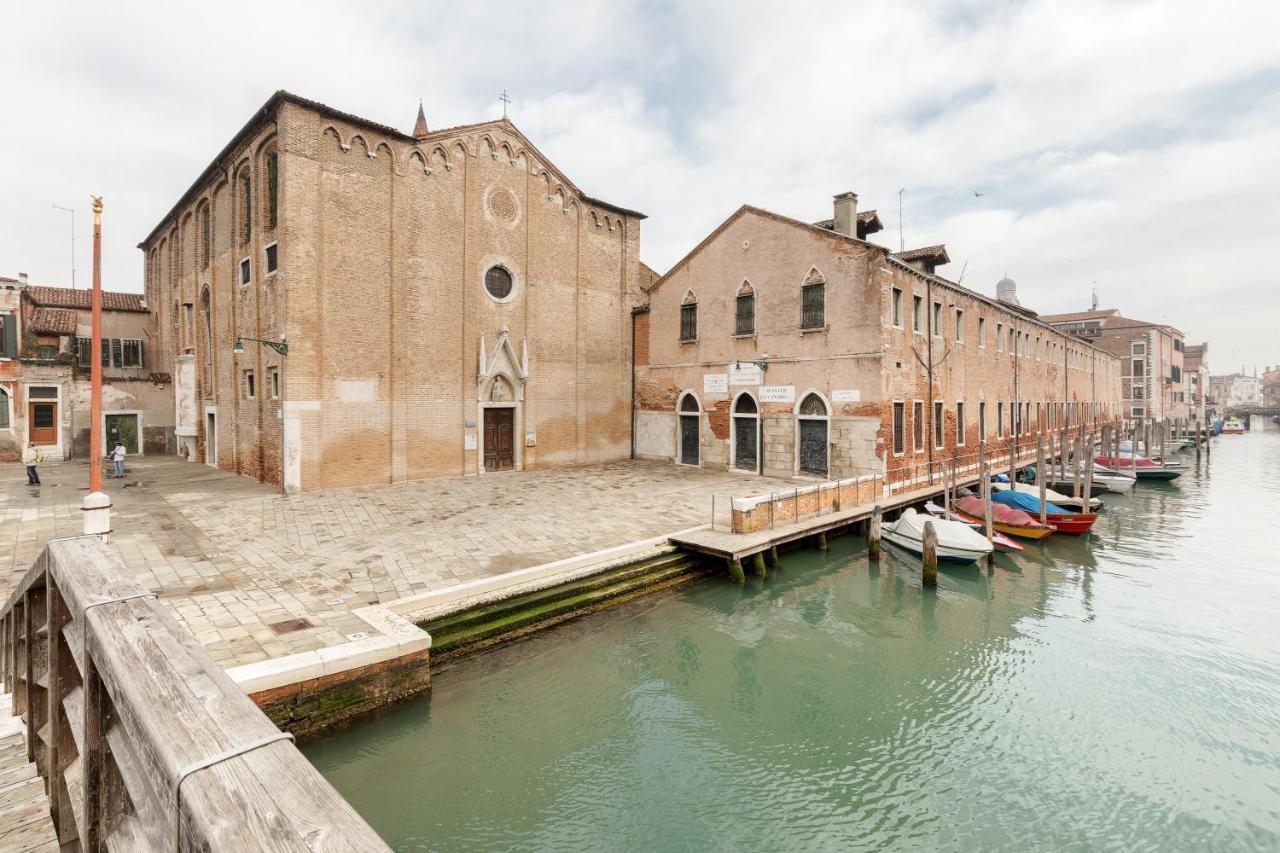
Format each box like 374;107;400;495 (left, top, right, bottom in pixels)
1;315;16;359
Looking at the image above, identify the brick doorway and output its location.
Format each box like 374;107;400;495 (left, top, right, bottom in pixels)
484;408;515;471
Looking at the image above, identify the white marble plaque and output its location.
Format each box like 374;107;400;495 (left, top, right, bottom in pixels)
729;363;763;386
832;389;861;403
464;434;477;450
703;373;729;395
760;385;795;403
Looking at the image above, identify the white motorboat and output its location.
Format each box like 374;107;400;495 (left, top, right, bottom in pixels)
881;508;994;565
1040;462;1135;494
992;480;1103;511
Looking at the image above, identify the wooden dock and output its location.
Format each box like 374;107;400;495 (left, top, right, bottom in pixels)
0;688;57;853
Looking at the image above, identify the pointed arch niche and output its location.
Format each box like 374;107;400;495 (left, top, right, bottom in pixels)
476;327;530;474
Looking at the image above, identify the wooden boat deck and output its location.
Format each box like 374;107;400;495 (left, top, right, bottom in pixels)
0;688;58;853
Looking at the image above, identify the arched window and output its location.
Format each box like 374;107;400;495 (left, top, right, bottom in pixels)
678;393;700;466
238;168;252;246
264;151;279;230
484;265;513;300
797;392;829;476
735;282;755;335
0;387;10;429
200;287;213;393
199;203;211;269
680;291;698;342
801;268;825;330
732;392;759;472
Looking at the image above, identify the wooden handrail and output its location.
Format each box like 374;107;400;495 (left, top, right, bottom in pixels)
0;536;390;851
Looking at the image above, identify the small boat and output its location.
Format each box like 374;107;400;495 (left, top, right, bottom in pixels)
952;494;1054;541
1221;417;1245;434
991;490;1099;535
1021;466;1110;497
992;480;1103;512
881;508;995;565
924;502;1025;552
1210;419;1224;436
1047;461;1136;494
1093;454;1183;481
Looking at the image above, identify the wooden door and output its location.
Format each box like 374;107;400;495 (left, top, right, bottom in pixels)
28;401;57;445
680;414;700;465
799;419;828;476
733;417;758;471
484;408;515;471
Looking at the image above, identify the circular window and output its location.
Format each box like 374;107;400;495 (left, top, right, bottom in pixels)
484;266;513;300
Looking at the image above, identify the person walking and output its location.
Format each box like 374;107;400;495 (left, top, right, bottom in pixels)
109;441;126;479
22;442;43;486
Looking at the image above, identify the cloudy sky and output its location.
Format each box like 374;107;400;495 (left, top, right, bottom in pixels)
4;0;1278;371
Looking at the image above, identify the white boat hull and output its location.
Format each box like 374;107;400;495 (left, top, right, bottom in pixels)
881;509;994;565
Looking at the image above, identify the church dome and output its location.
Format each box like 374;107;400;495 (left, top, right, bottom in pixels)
996;276;1020;306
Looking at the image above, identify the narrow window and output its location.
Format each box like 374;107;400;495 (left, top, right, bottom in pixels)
996;322;1003;352
265;243;278;274
934;400;944;448
0;388;8;429
121;339;143;368
913;401;924;451
801;281;825;329
932;302;942;337
110;338;123;368
266;152;279;230
200;204;211;269
913;295;923;333
978;317;986;348
270;367;280;399
891;288;903;327
735;284;755;335
1;314;17;359
244;370;256;400
955;309;964;342
998;402;1004;437
956;401;965;445
76;337;91;369
240;258;251;287
679;299;697;342
979;401;986;442
892;402;904;455
239;171;252;245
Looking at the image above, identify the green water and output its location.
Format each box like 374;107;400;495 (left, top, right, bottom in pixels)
305;430;1280;852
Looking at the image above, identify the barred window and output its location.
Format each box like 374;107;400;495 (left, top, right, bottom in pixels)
979;401;986;442
121;339;143;368
735;283;755;335
956;401;965;445
265;243;278;274
892;402;904;455
801;282;825;329
484;265;513;300
934;400;944;448
913;401;924;450
680;302;698;342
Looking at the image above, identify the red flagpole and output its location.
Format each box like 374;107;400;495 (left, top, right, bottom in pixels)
89;197;103;493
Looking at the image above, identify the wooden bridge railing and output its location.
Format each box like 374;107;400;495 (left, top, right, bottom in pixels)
0;536;391;851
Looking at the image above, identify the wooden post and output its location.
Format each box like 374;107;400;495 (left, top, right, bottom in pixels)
921;520;938;587
816;531;828;551
980;460;994;543
1196;423;1202;462
1036;434;1048;525
1072;433;1082;498
752;551;768;577
1131;421;1139;474
868;505;882;562
767;546;779;568
1160;418;1167;462
727;557;745;584
1083;446;1095;501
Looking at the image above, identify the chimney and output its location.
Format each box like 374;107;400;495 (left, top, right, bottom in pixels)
17;272;27;285
832;192;858;237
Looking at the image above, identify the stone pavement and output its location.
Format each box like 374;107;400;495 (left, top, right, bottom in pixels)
0;456;796;668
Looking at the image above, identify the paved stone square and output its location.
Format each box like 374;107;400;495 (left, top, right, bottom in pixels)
1;456;797;668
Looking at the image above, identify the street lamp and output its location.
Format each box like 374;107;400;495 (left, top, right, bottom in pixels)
233;336;289;356
52;204;75;289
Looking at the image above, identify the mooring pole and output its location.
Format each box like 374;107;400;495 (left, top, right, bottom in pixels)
1195;423;1202;462
1072;433;1082;499
1036;434;1048;526
817;531;828;551
868;505;882;562
1160;418;1167;463
922;520;938;588
752;551;768;577
767;546;779;568
1083;444;1095;502
727;557;745;584
982;458;995;571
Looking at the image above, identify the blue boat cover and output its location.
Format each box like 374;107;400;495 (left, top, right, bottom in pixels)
992;489;1068;515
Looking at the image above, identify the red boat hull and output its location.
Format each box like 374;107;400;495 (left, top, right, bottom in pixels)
1046;512;1098;535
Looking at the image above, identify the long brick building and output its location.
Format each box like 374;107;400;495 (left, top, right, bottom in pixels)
634;192;1124;482
140;91;644;492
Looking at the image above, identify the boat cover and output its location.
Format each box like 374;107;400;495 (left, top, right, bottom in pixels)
891;509;993;552
992;489;1068;515
955;495;1047;528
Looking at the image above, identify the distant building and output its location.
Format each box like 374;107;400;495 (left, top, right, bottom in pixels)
635;192;1123;481
1263;366;1280;408
1182;343;1210;423
1039;308;1189;422
139;90;644;492
0;274;24;460
1209;372;1263;408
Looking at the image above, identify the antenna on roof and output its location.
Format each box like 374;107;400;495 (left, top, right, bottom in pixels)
956;260;968;284
897;188;905;252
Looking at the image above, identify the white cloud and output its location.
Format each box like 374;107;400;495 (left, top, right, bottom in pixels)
2;0;1277;368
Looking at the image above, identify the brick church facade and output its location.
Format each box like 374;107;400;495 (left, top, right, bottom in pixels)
140;91;644;492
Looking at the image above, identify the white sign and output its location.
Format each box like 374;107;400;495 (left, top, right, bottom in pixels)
832;389;861;403
464;434;477;450
729;363;763;386
703;373;728;395
760;385;795;403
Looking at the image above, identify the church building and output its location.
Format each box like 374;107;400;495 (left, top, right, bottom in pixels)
140;91;644;492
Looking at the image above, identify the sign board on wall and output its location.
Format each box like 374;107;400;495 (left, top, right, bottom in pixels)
729;363;763;386
760;385;795;403
832;389;861;403
703;374;728;395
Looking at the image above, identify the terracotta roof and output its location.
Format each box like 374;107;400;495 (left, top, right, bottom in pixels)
1038;309;1120;324
25;286;147;313
894;244;950;264
27;307;76;336
813;210;882;231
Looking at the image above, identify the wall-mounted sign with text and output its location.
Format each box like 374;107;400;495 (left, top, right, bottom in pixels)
703;373;729;395
729;363;763;386
832;389;861;403
760;385;795;403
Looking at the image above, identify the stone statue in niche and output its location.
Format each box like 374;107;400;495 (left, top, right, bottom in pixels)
490;375;514;402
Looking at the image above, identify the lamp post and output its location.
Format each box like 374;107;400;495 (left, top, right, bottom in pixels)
84;197;110;536
52;204;76;289
233;336;289;356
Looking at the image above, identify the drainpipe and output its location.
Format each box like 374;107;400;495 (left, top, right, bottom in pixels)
630;309;637;459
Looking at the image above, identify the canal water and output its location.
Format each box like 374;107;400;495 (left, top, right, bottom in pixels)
305;428;1280;852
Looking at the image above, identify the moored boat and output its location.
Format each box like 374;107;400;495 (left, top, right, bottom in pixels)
1093;454;1183;481
990;489;1099;535
993;480;1103;512
880;508;995;565
1221;417;1245;434
924;502;1025;552
952;495;1054;541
